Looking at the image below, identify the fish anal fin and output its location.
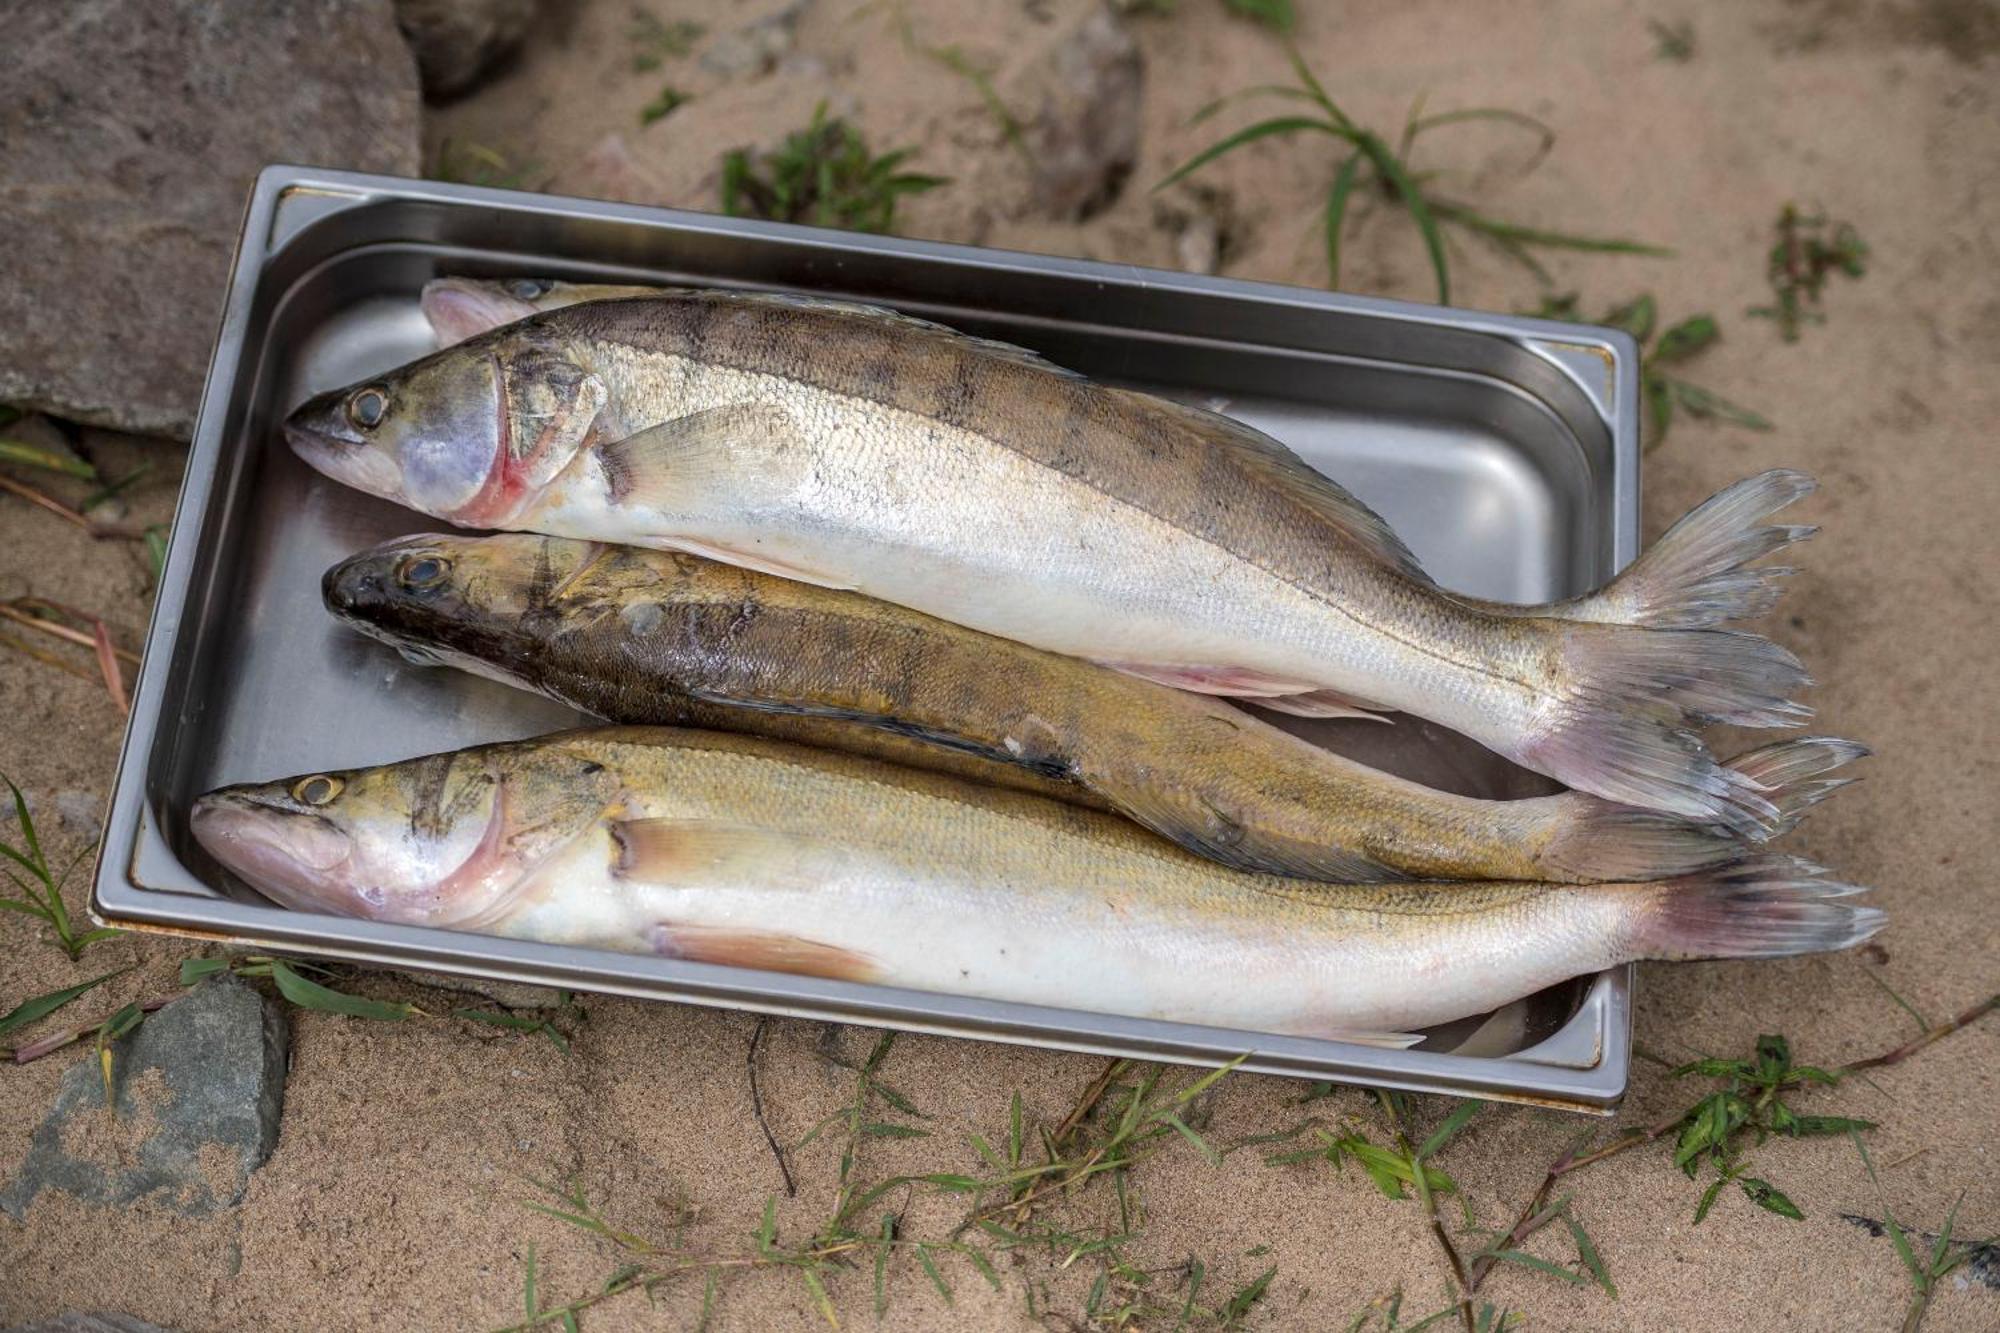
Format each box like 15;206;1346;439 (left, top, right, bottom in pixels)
651;925;880;983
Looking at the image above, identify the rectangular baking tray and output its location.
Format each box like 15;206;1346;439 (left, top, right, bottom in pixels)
93;165;1642;1112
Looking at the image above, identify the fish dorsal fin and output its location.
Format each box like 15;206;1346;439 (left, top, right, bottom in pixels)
696;289;1085;380
1120;390;1436;583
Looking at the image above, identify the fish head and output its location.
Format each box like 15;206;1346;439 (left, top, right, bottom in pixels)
421;277;653;345
321;531;616;683
284;322;608;528
190;740;622;927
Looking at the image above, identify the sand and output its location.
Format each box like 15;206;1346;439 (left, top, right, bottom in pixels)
2;1;1996;1328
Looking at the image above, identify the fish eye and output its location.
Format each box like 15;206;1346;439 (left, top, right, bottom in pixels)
291;775;343;805
346;386;389;430
506;278;553;300
397;554;449;590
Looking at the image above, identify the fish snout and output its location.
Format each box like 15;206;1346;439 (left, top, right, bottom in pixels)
284;391;408;502
321;552;391;620
190;792;358;912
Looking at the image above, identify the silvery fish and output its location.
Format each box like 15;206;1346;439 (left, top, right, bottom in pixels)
285;287;1818;832
323;531;1862;884
189;728;1882;1041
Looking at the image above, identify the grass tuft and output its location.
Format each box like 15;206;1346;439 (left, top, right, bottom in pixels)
1748;203;1868;341
1160;46;1667;303
0;775;121;960
721;103;946;234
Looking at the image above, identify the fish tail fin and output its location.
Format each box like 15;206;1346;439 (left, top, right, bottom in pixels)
1540;735;1866;879
1523;626;1812;834
1725;735;1871;838
1630;856;1882;961
1564;470;1818;628
1540;800;1746;882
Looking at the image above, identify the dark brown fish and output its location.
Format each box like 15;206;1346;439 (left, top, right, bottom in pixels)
322;533;1862;883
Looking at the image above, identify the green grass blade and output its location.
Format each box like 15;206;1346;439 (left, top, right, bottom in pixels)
0;439;96;479
1417;1100;1480;1161
1476;1248;1590;1285
1669;380;1773;431
800;1266;838;1327
1427;200;1672;257
1157;1112;1222;1166
4;775;45;871
1283;42;1348;124
1323;153;1363;288
0;967;127;1040
1156;116;1346;192
1563;1210;1616;1297
1189;84;1322;126
916;1242;952;1304
1356;132;1451;304
268;960;414;1021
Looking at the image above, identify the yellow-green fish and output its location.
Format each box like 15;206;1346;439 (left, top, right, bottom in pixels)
287;286;1816;832
323;532;1861;883
190;728;1881;1040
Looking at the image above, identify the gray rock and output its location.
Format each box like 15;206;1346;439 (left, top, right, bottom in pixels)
2;1316;180;1333
0;0;421;437
700;0;808;77
395;0;542;101
1013;2;1143;220
0;978;288;1220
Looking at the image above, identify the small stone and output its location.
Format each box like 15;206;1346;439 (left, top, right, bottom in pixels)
54;790;105;843
0;978;288;1220
1010;1;1143;220
395;0;542;101
699;0;808;77
1;1317;182;1333
0;0;420;436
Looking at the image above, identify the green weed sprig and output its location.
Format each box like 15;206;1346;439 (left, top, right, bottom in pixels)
0;776;120;960
1532;292;1771;449
1749;203;1868;341
721;103;946;234
1159;46;1667;303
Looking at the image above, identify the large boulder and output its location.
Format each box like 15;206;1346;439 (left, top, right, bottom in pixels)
0;0;422;438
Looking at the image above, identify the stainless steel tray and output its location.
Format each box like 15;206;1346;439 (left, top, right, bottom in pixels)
93;165;1642;1111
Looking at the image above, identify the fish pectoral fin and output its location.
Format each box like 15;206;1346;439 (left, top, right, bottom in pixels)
610;818;844;887
658;538;857;590
597;401;802;507
1245;688;1395;723
651;924;881;983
